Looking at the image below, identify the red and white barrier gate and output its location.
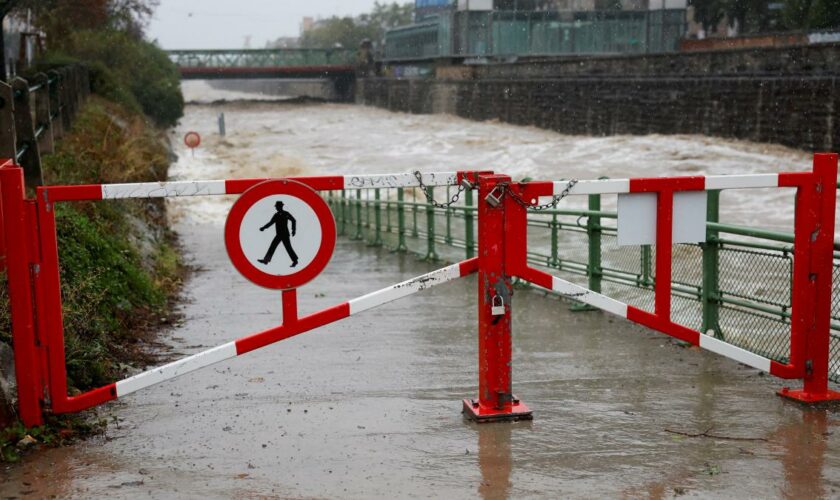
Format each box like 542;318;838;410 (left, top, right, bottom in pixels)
1;154;838;428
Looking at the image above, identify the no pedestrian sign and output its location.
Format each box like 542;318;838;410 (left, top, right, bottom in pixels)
225;180;336;290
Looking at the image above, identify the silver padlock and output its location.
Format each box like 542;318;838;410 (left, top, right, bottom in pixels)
491;295;505;316
485;186;504;208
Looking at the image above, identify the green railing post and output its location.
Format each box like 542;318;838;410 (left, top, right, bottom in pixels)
588;193;602;294
370;188;383;246
338;191;347;236
365;190;371;229
702;190;722;338
641;245;653;287
385;188;392;234
395;188;408;252
445;186;453;245
572;193;602;312
424;186;439;261
352;190;363;241
549;213;560;267
411;188;419;237
465;189;475;259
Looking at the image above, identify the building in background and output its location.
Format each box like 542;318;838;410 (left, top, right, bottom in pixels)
386;0;687;61
2;7;41;80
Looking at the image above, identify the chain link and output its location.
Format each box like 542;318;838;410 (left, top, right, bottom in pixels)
507;179;579;211
413;171;466;208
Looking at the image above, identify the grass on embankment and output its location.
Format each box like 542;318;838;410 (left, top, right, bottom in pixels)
0;96;184;462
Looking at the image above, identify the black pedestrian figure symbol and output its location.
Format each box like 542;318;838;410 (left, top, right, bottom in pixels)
258;201;298;267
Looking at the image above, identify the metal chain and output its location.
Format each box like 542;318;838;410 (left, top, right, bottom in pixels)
413;171;466;208
507;179;579;211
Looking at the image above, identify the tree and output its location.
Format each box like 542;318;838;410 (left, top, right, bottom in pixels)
300;1;413;49
783;0;840;29
16;0;158;45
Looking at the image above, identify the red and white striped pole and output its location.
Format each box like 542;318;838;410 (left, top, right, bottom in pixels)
463;174;532;422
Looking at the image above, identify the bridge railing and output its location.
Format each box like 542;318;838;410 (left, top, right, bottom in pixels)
167;49;358;68
0;65;90;189
325;182;840;385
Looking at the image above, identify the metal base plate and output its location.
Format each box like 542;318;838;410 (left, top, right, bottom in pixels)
462;398;533;423
778;387;840;404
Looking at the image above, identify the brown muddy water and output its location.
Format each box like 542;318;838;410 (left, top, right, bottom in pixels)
1;85;838;498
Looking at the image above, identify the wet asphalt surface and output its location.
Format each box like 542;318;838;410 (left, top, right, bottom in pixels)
2;211;840;499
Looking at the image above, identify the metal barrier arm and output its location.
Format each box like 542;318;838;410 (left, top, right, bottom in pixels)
42;171;461;202
60;258;478;411
517;266;784;377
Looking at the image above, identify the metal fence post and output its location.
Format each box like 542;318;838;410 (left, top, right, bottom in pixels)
411;188;419;237
385;188;392;234
549;212;559;267
370;188;382;246
779;153;840;403
641;245;653;287
573;193;602;312
396;187;408;252
465;188;474;259
338;190;346;236
0;162;45;427
701;190;721;338
588;193;602;294
352;190;363;240
11;77;43;187
445;186;453;245
424;186;439;261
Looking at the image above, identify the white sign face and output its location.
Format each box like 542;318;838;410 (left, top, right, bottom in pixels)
238;194;322;276
617;191;707;246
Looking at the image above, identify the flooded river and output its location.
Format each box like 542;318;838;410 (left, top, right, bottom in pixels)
1;81;838;498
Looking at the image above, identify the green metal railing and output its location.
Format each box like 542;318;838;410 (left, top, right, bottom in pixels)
166;49;357;68
325;187;840;384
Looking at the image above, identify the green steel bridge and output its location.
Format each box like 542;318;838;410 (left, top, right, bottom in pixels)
166;49;358;80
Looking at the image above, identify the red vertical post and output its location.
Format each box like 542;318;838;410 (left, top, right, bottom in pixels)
779;153;840;403
0;164;44;426
463;174;532;422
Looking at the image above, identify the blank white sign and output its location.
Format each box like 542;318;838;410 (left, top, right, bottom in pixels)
617;191;707;246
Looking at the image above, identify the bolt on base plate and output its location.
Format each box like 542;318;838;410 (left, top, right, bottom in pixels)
462;398;533;423
777;387;840;404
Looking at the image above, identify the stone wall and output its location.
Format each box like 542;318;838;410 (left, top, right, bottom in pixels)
358;43;840;152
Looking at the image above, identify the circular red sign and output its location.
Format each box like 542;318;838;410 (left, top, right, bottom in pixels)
225;179;336;290
184;131;201;149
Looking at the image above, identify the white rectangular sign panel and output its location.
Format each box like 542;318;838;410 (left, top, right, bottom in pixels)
617;191;707;246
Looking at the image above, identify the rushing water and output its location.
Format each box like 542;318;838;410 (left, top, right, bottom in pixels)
1;81;837;499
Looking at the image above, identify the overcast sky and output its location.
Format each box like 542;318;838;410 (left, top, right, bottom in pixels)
147;0;383;49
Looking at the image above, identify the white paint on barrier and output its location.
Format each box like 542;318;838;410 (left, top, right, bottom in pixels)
115;342;238;397
552;178;631;196
705;174;779;190
343;172;458;190
102;180;226;199
349;263;463;315
616;191;706;246
550;276;628;318
699;333;772;372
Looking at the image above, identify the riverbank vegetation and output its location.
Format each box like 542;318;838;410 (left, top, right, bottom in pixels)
1;0;184;462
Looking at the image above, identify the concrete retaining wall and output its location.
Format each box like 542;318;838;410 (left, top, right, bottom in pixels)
358;43;840;152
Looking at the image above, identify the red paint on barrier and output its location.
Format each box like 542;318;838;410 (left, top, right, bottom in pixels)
629;176;705;192
0;165;44;427
44;184;103;202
